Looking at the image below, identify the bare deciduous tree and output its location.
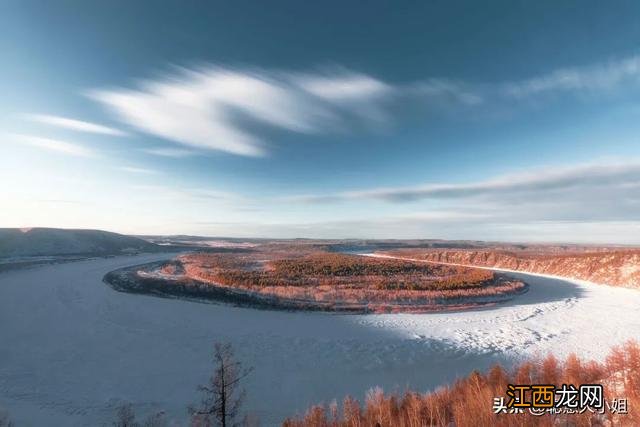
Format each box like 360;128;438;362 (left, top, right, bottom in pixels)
0;407;13;427
113;403;139;427
143;411;168;427
113;403;167;427
190;342;253;427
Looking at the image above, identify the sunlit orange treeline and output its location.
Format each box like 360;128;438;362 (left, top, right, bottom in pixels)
283;341;640;427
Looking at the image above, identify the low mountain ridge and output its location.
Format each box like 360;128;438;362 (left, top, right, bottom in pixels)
0;228;159;258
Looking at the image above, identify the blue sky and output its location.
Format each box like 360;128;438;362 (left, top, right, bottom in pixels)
2;1;640;242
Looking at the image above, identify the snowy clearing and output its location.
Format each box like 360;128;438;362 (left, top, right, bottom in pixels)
1;253;639;426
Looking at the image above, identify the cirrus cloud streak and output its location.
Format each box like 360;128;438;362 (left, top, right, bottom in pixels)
288;161;640;204
26;114;127;136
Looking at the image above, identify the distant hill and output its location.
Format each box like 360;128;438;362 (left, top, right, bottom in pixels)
0;228;160;258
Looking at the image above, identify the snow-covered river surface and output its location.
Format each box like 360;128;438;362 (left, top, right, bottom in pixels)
1;253;639;426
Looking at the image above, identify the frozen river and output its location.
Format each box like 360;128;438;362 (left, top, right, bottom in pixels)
1;253;639;426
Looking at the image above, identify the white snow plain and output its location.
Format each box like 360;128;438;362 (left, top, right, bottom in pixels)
1;253;639;426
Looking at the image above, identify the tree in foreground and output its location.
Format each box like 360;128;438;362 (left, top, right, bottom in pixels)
190;342;253;427
113;403;137;427
0;408;13;427
112;403;167;427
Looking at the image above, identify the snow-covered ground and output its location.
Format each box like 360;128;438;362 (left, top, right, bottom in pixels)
1;254;639;426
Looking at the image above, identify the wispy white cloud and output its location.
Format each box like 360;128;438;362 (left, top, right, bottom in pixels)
88;67;397;156
274;159;640;241
203;159;640;241
11;134;96;157
406;79;484;106
26;114;127;136
90;68;313;156
142;147;195;158
288;160;640;205
292;70;394;125
83;56;640;158
120;166;159;175
294;71;391;101
186;188;245;201
503;55;640;98
89;66;477;157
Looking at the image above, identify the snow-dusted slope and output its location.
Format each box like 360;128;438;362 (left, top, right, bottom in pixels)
0;228;158;258
378;249;640;288
0;254;639;426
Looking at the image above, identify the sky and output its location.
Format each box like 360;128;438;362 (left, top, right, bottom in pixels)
1;1;640;243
